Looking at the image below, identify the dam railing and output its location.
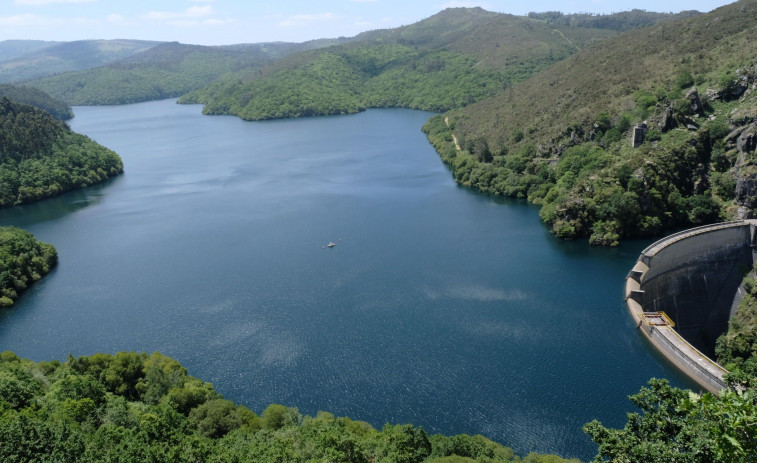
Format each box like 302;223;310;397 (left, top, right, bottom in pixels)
641;221;747;257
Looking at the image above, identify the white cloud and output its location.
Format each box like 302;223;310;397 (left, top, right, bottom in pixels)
106;13;125;23
14;0;95;4
186;5;213;18
279;13;338;28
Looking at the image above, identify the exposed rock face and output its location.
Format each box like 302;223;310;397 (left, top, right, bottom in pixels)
737;124;757;153
726;122;757;152
735;173;757;210
704;88;720;101
685;88;704;116
659;104;676;132
731;74;750;98
727;121;757;216
737;205;753;220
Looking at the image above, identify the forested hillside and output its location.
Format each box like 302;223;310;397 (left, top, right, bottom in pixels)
0;39;161;83
0;84;72;120
25;41;343;106
0;97;123;206
181;8;695;121
427;0;757;245
526;9;699;31
26;42;267;105
179;7;629;120
0;351;578;463
0;227;56;307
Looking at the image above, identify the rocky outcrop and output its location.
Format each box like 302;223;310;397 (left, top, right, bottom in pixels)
659;103;676;132
704;88;720;101
730;124;757;216
737;124;757;153
735;173;757;215
730;73;750;99
726;122;757;153
685;88;704;117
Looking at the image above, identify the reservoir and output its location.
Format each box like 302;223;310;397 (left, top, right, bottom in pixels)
0;99;696;460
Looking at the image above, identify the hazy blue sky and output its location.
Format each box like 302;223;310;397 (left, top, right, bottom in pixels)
0;0;736;45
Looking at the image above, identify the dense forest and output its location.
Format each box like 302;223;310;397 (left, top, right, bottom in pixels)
0;226;56;307
0;351;578;463
427;0;757;245
526;9;699;31
179;8;632;120
22;41;345;106
181;8;699;122
0;97;123;206
0;84;72;120
27;42;275;105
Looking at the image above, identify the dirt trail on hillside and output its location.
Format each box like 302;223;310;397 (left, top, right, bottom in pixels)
445;117;461;151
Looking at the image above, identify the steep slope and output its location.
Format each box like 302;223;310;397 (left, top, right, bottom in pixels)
180;7;624;120
0;39;161;83
0;84;72;120
0;97;123;206
427;0;757;244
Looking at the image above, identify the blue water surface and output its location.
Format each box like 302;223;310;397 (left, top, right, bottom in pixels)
0;100;697;460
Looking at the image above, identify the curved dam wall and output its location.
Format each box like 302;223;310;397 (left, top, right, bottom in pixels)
625;221;757;392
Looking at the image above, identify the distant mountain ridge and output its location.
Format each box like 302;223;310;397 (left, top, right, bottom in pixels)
22;40;345;106
526;9;700;31
0;40;63;63
0;39;162;83
2;7;692;112
179;7;635;120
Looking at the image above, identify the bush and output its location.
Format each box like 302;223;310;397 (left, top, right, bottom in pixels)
189;399;242;438
675;70;694;89
261;403;301;430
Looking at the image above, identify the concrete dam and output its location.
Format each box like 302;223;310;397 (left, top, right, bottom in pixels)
625;221;757;392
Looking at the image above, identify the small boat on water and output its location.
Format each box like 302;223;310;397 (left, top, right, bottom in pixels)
327;242;336;248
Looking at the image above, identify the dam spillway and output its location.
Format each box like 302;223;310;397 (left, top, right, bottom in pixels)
625;221;757;392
